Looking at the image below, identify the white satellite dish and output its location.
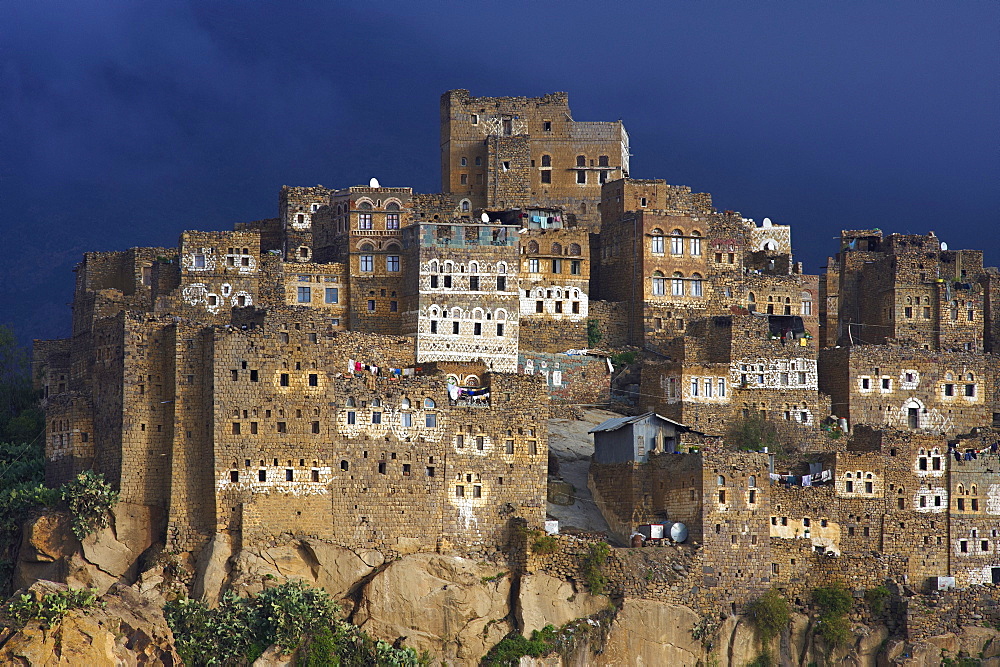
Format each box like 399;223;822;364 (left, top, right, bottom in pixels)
762;217;772;227
940;242;948;251
669;522;688;543
369;178;380;188
480;212;490;223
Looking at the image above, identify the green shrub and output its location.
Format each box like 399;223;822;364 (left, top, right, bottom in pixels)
812;584;852;617
724;413;781;451
165;580;422;666
1;587;100;629
812;584;853;648
864;585;890;616
610;351;637;367
746;647;775;667
745;589;790;643
581;542;611;595
587;320;602;347
531;533;559;555
62;470;120;540
482;625;560;666
815;612;851;648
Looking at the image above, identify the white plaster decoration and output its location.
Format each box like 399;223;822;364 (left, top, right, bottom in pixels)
731;358;818;390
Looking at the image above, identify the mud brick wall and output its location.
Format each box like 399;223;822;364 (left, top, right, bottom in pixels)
516;352;609;404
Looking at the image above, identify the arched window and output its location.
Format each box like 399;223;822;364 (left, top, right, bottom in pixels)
371;398;382;408
569;243;581;256
576;155;586;167
671;272;685;296
469;261;479;274
748;475;756;487
429;260;439;273
690;273;703;297
460;199;471;212
717;475;725;486
650;229;664;254
748;292;756;303
424;398;436;409
801;290;813;316
527;240;539;254
357;201;372;210
967;373;975;381
464;375;480;387
689;230;702;256
386;201;400;211
401;397;411;409
360;242;374;252
551;242;562;255
541;154;551;167
651;271;666;296
670;229;684;255
345;397;356;407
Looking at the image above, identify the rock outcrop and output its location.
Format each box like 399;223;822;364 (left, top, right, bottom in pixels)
0;581;179;665
352;553;512;664
13;504;161;595
516;572;608;637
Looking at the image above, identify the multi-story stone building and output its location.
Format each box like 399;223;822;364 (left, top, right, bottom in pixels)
440;89;628;229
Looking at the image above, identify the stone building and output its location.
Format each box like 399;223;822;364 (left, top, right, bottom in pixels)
440;89;628;229
638;312;829;435
819;344;995;437
518;227;590;352
401;221;521;373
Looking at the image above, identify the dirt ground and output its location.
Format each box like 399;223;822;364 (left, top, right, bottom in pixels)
545;409;619;534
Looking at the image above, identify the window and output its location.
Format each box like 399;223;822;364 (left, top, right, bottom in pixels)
455;485;465;497
497;323;504;336
280;373;289;386
386;213;400;229
193;254;206;269
460;157;467;167
297;286;311;303
430;320;438;334
528;258;540;273
324;287;339;304
474;323;482;335
541;154;551;167
944;384;955;397
801;291;813;316
401;413;412;427
460;173;468;185
552;259;562;273
576;170;586;184
690;274;703;297
452;321;459;334
308;373;318;386
389;300;397;312
576;155;586;167
689;231;701;256
471;113;478;124
965;384;976;397
470;276;480;290
570;260;581;275
358;213;372;230
425;413;437;427
671;273;684;296
371;412;382;424
535;301;543;313
598;155;609;167
541;170;551;184
651;232;664;254
670;230;684;255
543;120;552;131
648;273;664;297
231;422;241;435
346;411;356;425
387;255;400;272
367;300;376;312
718;378;726;397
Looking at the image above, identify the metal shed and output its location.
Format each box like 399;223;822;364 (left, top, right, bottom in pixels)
588;412;690;464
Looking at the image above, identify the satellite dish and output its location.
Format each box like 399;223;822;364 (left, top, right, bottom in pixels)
369;178;380;188
762;217;772;227
480;212;490;223
940;242;948;251
670;522;688;543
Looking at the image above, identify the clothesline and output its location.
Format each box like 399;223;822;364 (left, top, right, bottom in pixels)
770;469;832;487
347;358;424;378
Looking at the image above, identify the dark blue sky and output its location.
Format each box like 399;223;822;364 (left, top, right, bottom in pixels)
2;1;998;344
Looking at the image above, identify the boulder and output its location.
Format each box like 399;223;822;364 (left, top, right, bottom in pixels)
0;581;180;665
227;538;383;609
352;553;512;664
191;531;233;606
516;572;607;637
596;598;704;665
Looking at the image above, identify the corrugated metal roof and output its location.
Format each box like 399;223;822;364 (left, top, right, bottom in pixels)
588;412;689;434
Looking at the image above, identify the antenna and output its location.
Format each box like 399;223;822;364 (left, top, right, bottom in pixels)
762;217;772;227
940;242;948;251
480;212;490;223
369;178;380;188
